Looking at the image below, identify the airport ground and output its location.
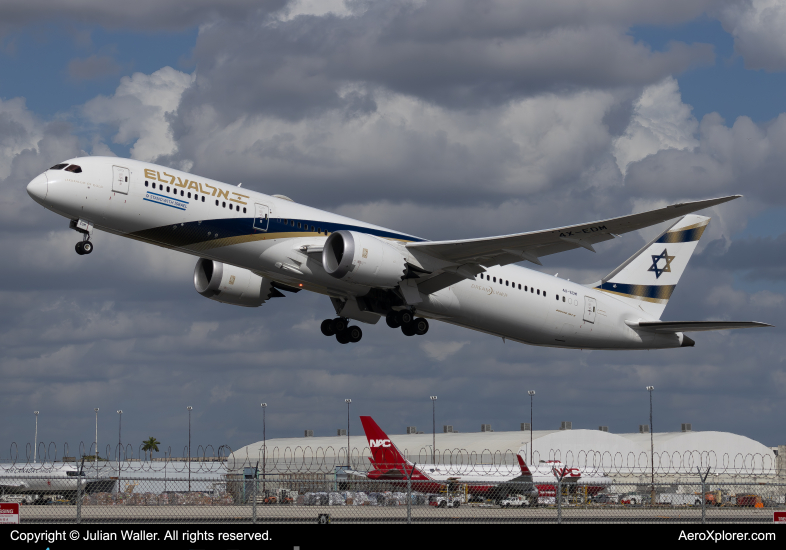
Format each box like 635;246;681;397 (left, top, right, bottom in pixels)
16;503;783;524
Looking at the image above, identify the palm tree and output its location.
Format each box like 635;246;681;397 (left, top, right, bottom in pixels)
141;437;160;461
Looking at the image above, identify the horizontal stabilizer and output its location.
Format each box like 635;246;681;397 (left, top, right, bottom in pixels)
628;320;773;332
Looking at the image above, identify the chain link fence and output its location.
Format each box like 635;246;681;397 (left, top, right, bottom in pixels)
3;474;785;524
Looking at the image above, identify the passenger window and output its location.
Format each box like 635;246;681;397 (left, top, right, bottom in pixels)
229;203;233;210
311;226;315;231
562;296;565;302
537;289;540;295
291;220;295;226
49;163;68;170
187;192;191;198
543;292;546;297
493;277;496;283
125;176;128;182
298;222;302;228
145;181;148;187
506;281;509;286
518;284;521;289
318;227;321;233
556;295;559;300
222;201;226;208
243;207;247;213
65;164;82;173
201;196;205;202
167;186;170;192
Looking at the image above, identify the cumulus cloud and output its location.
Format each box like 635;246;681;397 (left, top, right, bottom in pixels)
612;77;699;175
178;0;714;126
718;0;786;72
82;67;194;161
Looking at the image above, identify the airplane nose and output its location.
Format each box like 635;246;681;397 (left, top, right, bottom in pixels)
27;172;48;203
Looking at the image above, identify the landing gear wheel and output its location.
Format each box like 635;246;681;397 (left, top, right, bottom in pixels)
331;318;348;334
413;318;429;335
336;330;350;344
347;325;363;343
401;322;416;337
385;311;401;328
81;241;93;254
396;310;413;326
75;242;84;255
321;319;335;336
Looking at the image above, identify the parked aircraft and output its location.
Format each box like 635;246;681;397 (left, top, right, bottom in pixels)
27;158;771;348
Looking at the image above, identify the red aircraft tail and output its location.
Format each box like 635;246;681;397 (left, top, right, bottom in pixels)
360;416;409;468
517;454;533;476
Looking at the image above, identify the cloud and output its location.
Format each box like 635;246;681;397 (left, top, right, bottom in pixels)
2;2;786;455
0;0;288;34
612;76;699;175
177;1;714;125
82;67;194;161
67;55;120;80
420;341;469;361
718;0;786;72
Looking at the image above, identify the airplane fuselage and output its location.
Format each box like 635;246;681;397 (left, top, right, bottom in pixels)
27;157;689;350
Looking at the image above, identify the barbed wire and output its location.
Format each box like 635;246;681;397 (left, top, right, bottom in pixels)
4;442;781;477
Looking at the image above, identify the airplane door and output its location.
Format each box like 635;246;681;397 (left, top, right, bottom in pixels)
583;296;597;324
112;165;130;194
253;203;270;231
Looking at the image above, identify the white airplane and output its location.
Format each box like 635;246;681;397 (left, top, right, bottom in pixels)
0;461;115;500
26;157;771;348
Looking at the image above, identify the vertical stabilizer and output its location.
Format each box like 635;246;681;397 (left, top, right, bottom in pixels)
360;416;431;481
593;214;710;319
516;454;533;476
360;416;410;469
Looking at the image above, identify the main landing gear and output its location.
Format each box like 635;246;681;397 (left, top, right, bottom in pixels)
321;317;363;344
386;310;429;337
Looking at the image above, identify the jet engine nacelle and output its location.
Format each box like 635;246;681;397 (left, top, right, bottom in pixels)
194;258;276;307
322;230;407;287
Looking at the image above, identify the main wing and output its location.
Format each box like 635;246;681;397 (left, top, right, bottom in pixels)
407;195;740;268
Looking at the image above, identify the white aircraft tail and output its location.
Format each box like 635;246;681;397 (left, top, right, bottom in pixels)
592;214;709;319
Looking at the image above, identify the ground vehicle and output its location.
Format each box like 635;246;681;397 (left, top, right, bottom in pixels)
619;493;647;505
500;495;532;508
657;493;696;506
591;493;617;504
428;495;461;508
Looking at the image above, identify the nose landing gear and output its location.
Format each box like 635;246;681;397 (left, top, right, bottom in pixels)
70;219;94;255
75;239;93;255
321;318;363;344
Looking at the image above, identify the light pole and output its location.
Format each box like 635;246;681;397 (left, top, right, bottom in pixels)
430;396;437;464
646;386;655;505
187;406;193;492
345;399;351;469
94;408;99;470
117;410;122;494
261;403;266;496
527;390;535;465
33;411;39;463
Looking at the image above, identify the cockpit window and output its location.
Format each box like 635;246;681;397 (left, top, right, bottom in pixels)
49;163;68;170
64;164;82;173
